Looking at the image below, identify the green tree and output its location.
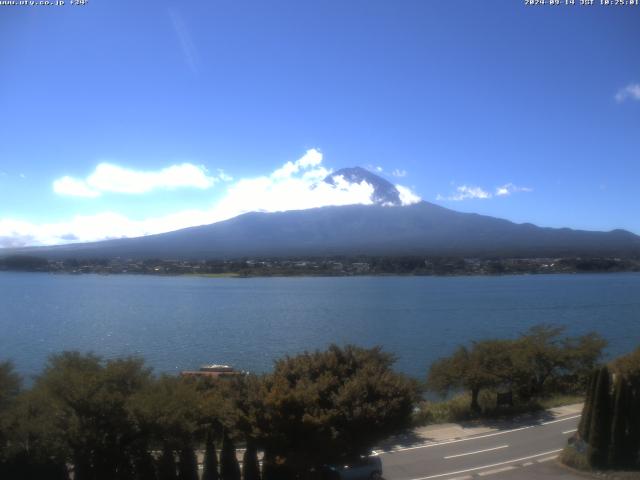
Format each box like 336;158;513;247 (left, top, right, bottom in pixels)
587;366;611;469
242;440;260;480
629;385;640;468
512;325;569;399
220;432;241;480
200;374;264;479
157;446;177;480
610;346;640;468
577;371;597;441
131;447;157;480
34;352;152;480
612;346;640;385
255;345;419;472
261;451;278;480
0;361;21;471
608;377;629;468
576;348;640;471
130;375;202;452
561;331;607;392
202;431;219;480
0;386;71;480
427;340;514;413
178;445;199;480
512;325;606;399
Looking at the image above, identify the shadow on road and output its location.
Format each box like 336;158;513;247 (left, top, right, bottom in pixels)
376;409;561;453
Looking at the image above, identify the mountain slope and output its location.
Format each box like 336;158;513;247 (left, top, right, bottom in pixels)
324;167;402;205
7;201;640;260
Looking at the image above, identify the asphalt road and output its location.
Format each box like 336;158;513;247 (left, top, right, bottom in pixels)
377;413;584;480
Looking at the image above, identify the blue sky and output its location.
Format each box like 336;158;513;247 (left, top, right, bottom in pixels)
0;0;639;246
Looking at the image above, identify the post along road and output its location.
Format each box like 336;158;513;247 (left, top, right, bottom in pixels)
377;413;582;480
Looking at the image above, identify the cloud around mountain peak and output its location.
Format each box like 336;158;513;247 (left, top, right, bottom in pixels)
1;149;420;247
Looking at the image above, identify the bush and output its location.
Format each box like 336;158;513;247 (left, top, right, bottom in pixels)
255;344;420;469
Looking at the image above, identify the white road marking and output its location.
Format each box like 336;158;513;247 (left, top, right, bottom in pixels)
522;462;534;466
405;449;563;480
444;445;509;459
378;414;579;454
477;466;516;476
541;414;581;425
562;428;577;434
536;455;559;463
447;477;473;480
383;427;531;453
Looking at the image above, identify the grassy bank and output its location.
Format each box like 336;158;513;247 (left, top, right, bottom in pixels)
413;391;583;426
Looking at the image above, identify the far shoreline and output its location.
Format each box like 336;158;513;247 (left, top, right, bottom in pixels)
2;269;640;280
2;254;639;278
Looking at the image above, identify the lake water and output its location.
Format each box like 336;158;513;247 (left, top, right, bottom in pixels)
1;272;639;381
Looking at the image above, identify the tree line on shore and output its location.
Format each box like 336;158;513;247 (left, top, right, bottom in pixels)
2;254;639;276
426;325;606;414
0;325;623;479
0;345;418;480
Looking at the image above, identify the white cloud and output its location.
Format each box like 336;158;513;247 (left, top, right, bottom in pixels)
217;169;233;182
212;149;376;215
271;149;323;179
2;149;422;247
396;185;420;205
0;210;228;248
437;182;532;201
615;83;640;103
437;185;492;201
392;169;407;178
53;176;101;198
495;183;533;196
53;162;223;197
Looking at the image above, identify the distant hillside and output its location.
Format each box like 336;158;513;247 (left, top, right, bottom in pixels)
5;201;640;260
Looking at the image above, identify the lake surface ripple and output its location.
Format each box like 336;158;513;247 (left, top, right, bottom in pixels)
1;272;639;380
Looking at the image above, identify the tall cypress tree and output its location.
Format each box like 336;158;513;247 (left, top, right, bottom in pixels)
578;371;597;442
242;440;261;480
627;384;640;469
41;459;70;480
178;445;199;480
587;366;611;469
157;446;177;480
220;433;241;480
1;453;70;480
133;449;157;480
261;451;276;480
608;377;628;468
73;454;93;480
47;459;70;480
203;432;219;480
